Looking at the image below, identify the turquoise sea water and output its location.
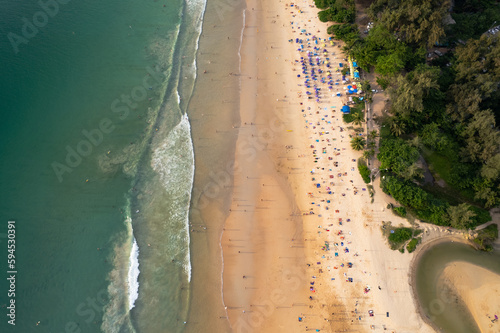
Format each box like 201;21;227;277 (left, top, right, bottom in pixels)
0;0;205;332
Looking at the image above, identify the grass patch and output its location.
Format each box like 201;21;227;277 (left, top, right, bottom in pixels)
421;146;452;183
381;222;422;251
421;147;477;204
470;206;492;227
406;238;420;253
388;227;412;245
342;101;365;123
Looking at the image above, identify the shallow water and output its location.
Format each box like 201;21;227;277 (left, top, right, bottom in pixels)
415;241;500;333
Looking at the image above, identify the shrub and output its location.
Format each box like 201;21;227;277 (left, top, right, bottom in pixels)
376;76;390;89
381;176;451;226
318;9;334;22
378;138;420;179
358;160;371;183
393;206;407;217
388;227;413;244
314;0;334;9
407;238;419;253
328;24;360;44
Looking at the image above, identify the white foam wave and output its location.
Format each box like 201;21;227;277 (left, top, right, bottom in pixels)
185;0;207;15
127;237;140;310
101;206;136;333
152;114;194;281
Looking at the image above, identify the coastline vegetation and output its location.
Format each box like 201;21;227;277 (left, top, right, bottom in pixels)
317;0;500;232
472;224;499;251
381;222;423;252
357;158;371;183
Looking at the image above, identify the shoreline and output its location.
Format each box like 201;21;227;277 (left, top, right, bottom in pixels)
184;0;246;331
410;235;500;333
409;236;471;333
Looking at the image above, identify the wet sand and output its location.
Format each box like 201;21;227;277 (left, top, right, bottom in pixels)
440;261;500;333
185;0;245;332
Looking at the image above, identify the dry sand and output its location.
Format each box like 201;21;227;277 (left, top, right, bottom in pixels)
218;1;477;333
440;262;500;333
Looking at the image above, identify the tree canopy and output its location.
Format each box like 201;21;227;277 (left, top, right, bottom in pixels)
369;0;451;48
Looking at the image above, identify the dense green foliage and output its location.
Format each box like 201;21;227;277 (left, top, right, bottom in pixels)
317;0;356;23
451;0;500;40
381;175;489;227
378;138;421;180
327;24;360;44
358;159;371;183
473;224;499;251
393;206;407;217
388;227;412;245
406;238;419;253
369;0;451;48
314;0;499;226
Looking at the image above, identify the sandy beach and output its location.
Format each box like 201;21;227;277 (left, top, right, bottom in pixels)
440;261;500;333
209;1;500;333
219;0;436;332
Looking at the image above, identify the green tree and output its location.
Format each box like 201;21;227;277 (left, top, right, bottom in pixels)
328;24;360;44
351;112;364;127
401;163;424;181
420;123;450;152
369;130;378;141
446;203;476;230
388;117;406;137
461;109;500;163
351;137;366;151
388;65;441;119
447;36;500;123
473;179;500;208
369;0;451;48
481;154;500;180
376;52;405;76
378;138;420;178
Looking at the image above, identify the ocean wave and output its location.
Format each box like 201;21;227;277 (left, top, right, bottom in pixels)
151;113;195;281
101;206;136;333
128;237;140;310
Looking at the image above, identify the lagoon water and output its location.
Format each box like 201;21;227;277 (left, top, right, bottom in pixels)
0;0;206;331
415;241;500;333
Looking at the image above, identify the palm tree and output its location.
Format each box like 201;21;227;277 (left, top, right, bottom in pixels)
351;111;365;127
369;130;378;141
388;118;406;137
363;149;375;159
351;137;366;151
409;136;423;150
